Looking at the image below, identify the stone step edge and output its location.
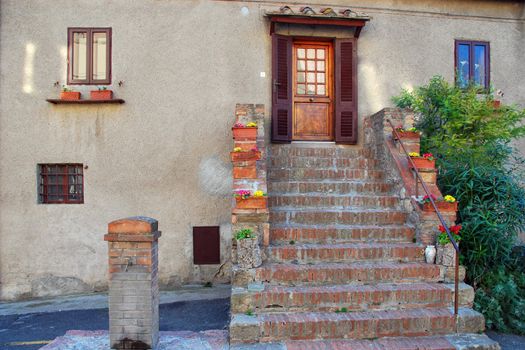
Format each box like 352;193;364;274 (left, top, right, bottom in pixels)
230;334;500;350
231;282;474;313
230;307;485;343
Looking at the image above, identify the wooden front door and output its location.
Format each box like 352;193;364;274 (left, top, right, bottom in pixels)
292;42;334;141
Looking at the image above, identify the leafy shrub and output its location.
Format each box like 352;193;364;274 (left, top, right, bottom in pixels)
391;88;415;108
235;228;254;240
392;76;525;334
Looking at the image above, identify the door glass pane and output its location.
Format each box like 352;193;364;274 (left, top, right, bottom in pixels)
317;73;325;83
307;49;315;59
317;85;325;95
93;32;107;80
307;60;315;71
297;84;306;94
297;48;305;59
297;72;305;83
307;72;315;83
474;45;486;87
317;61;325;71
307;84;316;94
457;44;470;88
317;49;325;59
72;32;88;80
297;60;305;71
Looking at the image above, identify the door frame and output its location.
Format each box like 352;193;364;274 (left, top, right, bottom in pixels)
291;39;335;141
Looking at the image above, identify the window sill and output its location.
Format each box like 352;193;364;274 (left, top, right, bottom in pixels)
46;98;125;105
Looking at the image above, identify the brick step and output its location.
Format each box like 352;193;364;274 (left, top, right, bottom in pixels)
253;262;442;286
269;194;400;210
267;243;424;264
269;157;381;169
231;282;474;313
268;168;385;181
268;145;374;158
268;180;393;195
230;307;484;342
269;209;407;225
277;334;499;350
270;225;415;244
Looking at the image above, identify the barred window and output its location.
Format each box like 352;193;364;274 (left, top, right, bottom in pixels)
38;164;84;204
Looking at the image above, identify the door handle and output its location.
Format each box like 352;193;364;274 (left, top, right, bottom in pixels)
309;98;314;102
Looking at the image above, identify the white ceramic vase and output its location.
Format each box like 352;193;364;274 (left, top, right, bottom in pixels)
425;245;437;264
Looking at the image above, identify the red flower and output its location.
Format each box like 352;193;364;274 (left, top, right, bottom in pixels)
438;225;446;233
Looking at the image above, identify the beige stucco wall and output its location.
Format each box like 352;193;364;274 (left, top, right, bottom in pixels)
1;0;524;300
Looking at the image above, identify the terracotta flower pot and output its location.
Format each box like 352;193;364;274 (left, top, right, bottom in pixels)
60;91;81;100
393;130;420;141
235;197;267;209
232;127;257;141
90;90;113;100
409;156;435;170
422;201;458;212
493;100;501;108
230;151;261;162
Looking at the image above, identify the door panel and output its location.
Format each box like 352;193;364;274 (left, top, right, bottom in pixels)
292;42;334;141
294;103;330;139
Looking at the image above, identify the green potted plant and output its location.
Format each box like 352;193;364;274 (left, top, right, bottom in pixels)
435;225;461;267
90;86;113;100
60;85;81;100
235;228;262;268
232;122;257;141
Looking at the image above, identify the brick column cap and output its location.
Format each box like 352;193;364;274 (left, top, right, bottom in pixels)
108;216;158;234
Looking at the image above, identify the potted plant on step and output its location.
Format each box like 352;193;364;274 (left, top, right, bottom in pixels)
234;189;267;209
60;85;81;100
232;122;257;141
408;152;436;170
230;146;261;162
393;125;420;141
90;86;113;100
436;224;461;267
235;228;262;268
419;194;458;212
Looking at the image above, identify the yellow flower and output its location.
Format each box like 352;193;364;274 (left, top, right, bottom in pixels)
408;152;420;157
246;122;257;128
444;195;456;203
233;147;243;152
253;190;265;198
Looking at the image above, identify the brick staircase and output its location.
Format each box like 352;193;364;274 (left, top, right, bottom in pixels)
230;144;492;349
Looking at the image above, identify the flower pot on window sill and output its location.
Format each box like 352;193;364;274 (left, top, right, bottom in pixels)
421;201;458;213
393;130;420;141
409;156;435;170
232;127;257;141
90;90;113;100
235;197;267;209
60;91;81;100
230;151;261;162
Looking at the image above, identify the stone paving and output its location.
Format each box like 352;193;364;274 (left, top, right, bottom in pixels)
41;330;229;350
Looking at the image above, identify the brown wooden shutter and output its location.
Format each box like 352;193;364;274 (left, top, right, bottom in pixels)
335;38;358;144
271;34;292;142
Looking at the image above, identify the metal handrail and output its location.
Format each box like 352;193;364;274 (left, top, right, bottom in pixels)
387;119;460;322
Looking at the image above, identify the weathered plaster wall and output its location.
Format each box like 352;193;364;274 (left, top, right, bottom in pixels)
1;0;524;299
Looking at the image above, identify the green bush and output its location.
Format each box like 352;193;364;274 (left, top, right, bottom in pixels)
392;76;525;334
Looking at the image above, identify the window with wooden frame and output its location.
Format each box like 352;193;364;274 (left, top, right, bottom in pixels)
68;28;111;85
455;40;490;89
38;164;84;204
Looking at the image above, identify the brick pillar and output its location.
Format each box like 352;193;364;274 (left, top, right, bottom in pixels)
104;216;161;350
